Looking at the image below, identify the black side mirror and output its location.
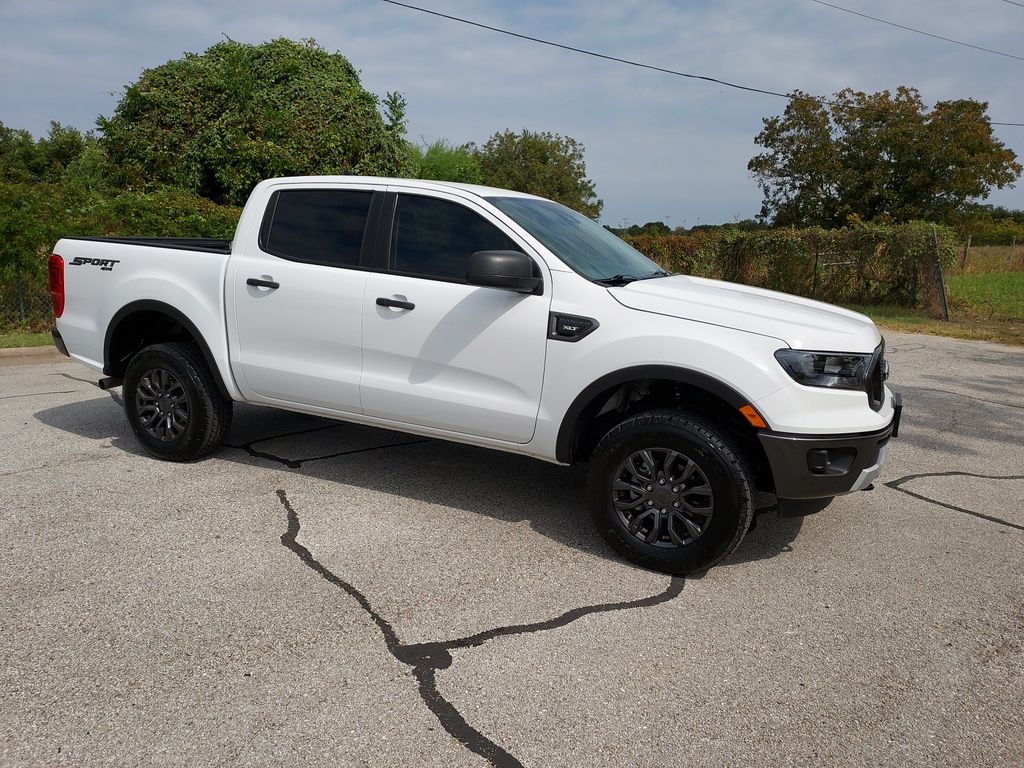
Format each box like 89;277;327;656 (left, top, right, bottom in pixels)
467;251;542;294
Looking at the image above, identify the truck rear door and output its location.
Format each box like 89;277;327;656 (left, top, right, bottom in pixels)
226;182;385;413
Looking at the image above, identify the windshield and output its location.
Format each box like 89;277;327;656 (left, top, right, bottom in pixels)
486;196;666;283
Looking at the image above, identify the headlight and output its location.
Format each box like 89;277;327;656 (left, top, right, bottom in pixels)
774;349;871;390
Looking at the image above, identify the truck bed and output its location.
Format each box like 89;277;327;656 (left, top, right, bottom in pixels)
65;236;232;255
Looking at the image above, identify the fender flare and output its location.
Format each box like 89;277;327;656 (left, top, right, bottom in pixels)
104;299;231;400
555;365;752;463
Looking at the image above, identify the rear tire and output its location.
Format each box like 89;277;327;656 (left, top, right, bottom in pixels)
123;342;232;461
585;409;754;574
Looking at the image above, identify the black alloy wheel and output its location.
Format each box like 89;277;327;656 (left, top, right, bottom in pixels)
123;342;232;461
586;410;755;574
134;367;190;442
611;448;715;548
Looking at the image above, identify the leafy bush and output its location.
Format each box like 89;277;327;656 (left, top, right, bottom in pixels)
957;218;1024;247
0;182;241;284
99;38;410;205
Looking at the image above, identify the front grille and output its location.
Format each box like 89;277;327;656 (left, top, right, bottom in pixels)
866;339;886;411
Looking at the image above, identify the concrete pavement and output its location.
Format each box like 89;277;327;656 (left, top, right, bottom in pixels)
1;331;1021;767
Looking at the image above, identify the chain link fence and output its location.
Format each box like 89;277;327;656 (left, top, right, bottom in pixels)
1;278;53;333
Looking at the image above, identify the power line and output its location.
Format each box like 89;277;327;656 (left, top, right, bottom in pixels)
1000;1;1024;9
377;0;794;100
809;0;1024;62
375;0;1024;127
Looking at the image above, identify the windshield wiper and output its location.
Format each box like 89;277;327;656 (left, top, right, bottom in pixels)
594;274;642;286
594;270;671;286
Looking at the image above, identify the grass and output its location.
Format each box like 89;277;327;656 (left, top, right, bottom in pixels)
845;270;1024;347
946;272;1024;318
0;330;52;348
845;305;1024;346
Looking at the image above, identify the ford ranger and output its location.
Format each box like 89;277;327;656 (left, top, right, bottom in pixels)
49;176;902;574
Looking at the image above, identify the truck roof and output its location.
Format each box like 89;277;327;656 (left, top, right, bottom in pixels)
259;175;544;201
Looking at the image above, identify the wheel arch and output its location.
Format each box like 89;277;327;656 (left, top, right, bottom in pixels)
104;300;231;400
555;365;774;490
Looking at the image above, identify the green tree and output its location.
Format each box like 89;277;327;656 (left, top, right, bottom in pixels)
0;123;36;182
635;221;671;235
748;87;1021;227
0;121;93;183
474;129;602;218
98;38;410;205
405;139;483;184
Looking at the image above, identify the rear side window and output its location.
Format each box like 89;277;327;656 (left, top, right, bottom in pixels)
390;194;519;281
261;189;372;267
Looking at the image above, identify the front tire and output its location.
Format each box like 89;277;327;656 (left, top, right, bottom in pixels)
123;342;232;461
585;410;754;574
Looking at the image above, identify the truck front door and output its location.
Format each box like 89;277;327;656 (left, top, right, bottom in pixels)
360;190;551;443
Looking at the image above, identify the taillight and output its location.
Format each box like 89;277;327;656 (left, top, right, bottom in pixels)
48;253;65;318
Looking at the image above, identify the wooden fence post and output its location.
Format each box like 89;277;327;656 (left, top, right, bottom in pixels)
960;234;971;270
932;225;950;321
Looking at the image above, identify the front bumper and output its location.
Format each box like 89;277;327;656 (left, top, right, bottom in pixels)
759;393;902;501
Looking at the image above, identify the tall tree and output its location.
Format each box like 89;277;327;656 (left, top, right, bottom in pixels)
748;87;1021;227
406;139;483;184
98;38;410;205
475;129;602;218
0;121;92;184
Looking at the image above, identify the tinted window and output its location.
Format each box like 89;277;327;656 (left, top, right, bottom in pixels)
263;189;372;267
391;195;519;281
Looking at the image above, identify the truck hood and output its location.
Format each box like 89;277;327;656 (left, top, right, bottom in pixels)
609;275;881;351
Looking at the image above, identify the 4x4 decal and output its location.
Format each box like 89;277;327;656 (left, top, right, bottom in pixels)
69;257;120;271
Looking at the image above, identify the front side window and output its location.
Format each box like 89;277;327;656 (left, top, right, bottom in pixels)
261;189;372;267
390;194;519;281
487;196;664;282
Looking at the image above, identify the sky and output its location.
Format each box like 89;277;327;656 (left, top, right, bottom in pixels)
1;0;1022;226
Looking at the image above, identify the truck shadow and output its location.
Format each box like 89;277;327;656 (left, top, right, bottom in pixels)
35;396;802;570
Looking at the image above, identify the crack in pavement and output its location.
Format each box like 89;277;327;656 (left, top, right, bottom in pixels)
275;489;685;767
886;472;1024;532
225;424;427;468
886;343;926;352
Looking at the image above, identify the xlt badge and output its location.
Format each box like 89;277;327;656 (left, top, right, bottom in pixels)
549;313;600;342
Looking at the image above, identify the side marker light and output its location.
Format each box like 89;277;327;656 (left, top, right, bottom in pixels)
739;404;767;429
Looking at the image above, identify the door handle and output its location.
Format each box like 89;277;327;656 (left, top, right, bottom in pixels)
376;297;415;310
247;277;280;289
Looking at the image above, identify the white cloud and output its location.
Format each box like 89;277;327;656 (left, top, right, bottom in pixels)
1;0;1021;221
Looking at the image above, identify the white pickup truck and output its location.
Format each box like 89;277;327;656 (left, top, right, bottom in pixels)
49;176;901;574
